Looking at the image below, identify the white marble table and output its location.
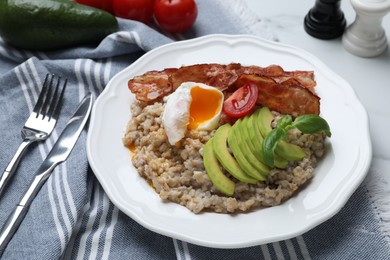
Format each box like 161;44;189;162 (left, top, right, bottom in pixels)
244;0;390;186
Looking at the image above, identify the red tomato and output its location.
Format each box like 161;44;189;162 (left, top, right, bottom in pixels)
223;83;259;119
75;0;113;13
113;0;154;24
154;0;197;33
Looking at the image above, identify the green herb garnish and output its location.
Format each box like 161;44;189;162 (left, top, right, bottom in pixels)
263;114;331;167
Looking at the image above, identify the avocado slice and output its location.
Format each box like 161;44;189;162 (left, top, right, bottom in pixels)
257;107;305;161
247;110;288;168
203;138;235;196
241;115;265;162
257;107;274;137
228;119;268;181
234;119;270;177
213;124;257;184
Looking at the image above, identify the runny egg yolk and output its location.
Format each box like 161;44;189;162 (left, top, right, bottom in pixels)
188;86;222;130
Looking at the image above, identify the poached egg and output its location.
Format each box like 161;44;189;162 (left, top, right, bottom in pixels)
162;82;224;145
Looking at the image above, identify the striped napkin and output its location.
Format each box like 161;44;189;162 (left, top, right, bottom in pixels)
0;0;389;259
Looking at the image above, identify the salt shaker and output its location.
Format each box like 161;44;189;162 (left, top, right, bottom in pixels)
304;0;347;39
342;0;390;57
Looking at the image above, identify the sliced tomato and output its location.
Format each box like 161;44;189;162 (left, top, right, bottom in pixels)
223;82;258;118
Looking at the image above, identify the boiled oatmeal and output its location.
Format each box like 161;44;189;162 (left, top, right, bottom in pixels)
122;100;327;214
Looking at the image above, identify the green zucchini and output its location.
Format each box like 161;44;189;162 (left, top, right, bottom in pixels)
0;0;118;50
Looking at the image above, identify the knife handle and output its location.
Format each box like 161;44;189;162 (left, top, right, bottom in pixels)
0;167;53;256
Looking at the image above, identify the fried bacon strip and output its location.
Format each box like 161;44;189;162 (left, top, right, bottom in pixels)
128;69;177;102
128;63;316;103
234;74;320;116
128;64;238;102
128;63;320;116
170;63;239;91
235;64;316;89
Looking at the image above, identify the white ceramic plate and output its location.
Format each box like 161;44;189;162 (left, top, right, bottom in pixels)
86;34;372;248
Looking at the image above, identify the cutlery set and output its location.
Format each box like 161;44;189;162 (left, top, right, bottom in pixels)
0;74;93;255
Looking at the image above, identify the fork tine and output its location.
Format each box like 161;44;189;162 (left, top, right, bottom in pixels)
40;75;55;119
33;74;50;115
48;78;67;121
46;76;61;119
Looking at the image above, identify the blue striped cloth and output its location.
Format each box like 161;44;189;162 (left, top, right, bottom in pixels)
1;0;389;259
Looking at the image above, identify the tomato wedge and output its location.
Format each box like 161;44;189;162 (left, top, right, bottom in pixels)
223;82;258;118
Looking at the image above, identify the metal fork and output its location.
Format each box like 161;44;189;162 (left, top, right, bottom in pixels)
0;74;67;197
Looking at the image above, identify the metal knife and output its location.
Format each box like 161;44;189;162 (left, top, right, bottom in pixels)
0;92;93;255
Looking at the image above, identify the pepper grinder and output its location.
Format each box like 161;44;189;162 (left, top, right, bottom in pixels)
304;0;347;39
342;0;390;57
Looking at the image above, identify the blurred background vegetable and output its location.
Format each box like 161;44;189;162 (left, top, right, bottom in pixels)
0;0;198;51
76;0;198;33
0;0;118;50
112;0;154;24
75;0;113;13
154;0;198;33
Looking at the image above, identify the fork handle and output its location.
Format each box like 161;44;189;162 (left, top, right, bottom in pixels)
0;139;34;197
0;167;53;256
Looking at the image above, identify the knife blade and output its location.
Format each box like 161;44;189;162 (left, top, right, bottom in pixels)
0;92;93;255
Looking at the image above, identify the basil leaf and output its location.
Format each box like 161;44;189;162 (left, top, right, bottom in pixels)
277;115;292;128
293;114;332;137
263;127;286;167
